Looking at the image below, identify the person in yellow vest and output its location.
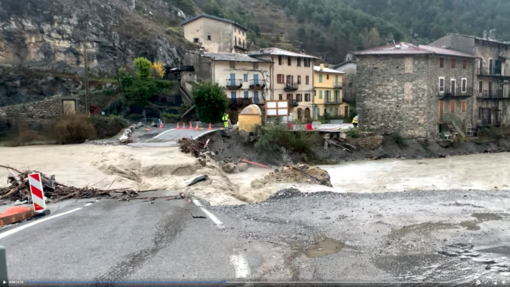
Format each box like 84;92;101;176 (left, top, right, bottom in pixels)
222;112;230;129
352;115;358;128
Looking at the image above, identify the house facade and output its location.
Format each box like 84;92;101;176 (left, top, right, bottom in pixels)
249;48;318;122
333;59;357;106
181;14;248;53
354;42;477;139
430;32;510;127
313;64;349;120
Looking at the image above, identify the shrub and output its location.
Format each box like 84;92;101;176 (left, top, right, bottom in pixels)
152;61;165;79
88;115;127;138
192;81;228;123
134;57;153;80
346;128;360;138
480;127;504;140
6;119;44;147
392;130;407;147
255;125;319;162
54;115;97;144
162;113;180;122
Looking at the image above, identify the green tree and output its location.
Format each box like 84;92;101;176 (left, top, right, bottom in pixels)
361;27;381;49
134;57;152;81
122;78;158;108
192;82;228;123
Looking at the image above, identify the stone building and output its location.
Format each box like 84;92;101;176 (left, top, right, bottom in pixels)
333;57;357;106
430;32;510;127
353;42;477;139
181;14;249;53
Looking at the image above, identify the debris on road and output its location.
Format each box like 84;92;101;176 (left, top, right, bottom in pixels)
178;138;206;158
118;128;133;144
0;165;184;204
240;159;270;169
251;164;332;188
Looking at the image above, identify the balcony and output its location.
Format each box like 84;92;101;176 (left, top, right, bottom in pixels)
325;96;343;105
333;84;343;89
438;86;473;99
229;98;253;108
225;79;243;90
477;89;510;100
284;82;299;92
289;99;298;107
249;80;266;90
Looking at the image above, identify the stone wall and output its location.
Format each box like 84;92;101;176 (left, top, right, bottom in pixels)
356;54;476;139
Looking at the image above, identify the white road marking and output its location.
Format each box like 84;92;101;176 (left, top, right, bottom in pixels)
193;129;219;140
84;203;93;207
230;254;250;278
192;199;224;228
152;129;176;139
0;208;82;239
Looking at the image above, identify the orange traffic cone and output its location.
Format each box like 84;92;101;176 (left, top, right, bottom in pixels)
208;123;212;131
195;123;199;131
189;122;192;129
176;122;180;130
182;122;186;130
159;123;163;129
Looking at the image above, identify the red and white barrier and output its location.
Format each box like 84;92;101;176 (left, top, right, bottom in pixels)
28;173;46;213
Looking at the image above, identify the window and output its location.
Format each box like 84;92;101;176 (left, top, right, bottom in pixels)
319;90;323;99
461;100;466;113
278;56;282;65
194;38;199;43
277;74;284;84
327;74;330;80
463;60;467;69
231;92;236;99
479;81;483;93
243;74;248;82
304;58;310;67
207;35;211;40
451;79;456;95
297;58;301;67
319;74;323;83
244;91;249;98
489;58;493;74
480;59;484;73
305;93;310;101
334;90;340;102
296;94;303;102
439;57;445;68
306;76;310;85
230;62;235;69
253;63;258;69
450;100;455;113
287;94;293;100
279;94;283;100
235;36;237;45
451;59;456;69
439;77;445;93
287;75;293;84
288;57;292;66
461;78;467;93
297;76;301;84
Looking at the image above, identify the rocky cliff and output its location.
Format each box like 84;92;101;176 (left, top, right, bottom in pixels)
0;0;193;106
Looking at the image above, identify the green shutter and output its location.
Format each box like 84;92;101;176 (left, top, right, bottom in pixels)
319;90;323;99
319;74;323;83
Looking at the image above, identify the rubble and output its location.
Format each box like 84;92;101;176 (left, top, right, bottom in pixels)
118;128;133;144
251;164;332;188
178;138;206;158
0;165;181;203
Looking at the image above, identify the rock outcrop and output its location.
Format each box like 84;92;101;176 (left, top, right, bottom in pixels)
0;0;192;105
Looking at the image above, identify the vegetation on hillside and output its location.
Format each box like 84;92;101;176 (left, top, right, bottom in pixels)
181;0;510;63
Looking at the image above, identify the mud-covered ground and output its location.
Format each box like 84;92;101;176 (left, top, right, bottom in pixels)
210;188;510;284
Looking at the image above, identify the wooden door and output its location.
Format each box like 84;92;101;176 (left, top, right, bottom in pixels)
439;101;444;120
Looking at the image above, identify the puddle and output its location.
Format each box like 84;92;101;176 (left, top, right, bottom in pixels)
472;213;504;222
286;238;345;258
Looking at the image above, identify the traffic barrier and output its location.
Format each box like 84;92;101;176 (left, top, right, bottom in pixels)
28;173;46;213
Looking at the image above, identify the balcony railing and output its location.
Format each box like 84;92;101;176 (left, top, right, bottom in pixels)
477;89;509;99
225;79;243;90
288;99;298;107
477;68;507;77
333;84;343;89
249;80;266;90
438;86;473;98
284;82;299;91
325;96;343;105
229;98;252;108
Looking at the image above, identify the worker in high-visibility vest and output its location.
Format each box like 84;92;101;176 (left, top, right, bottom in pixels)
352;115;358;128
222;112;230;129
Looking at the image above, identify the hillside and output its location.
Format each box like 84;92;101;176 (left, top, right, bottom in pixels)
188;0;510;64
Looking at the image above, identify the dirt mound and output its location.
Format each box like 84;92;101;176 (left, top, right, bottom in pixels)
348;135;384;151
251;164;332;189
178;138;206;158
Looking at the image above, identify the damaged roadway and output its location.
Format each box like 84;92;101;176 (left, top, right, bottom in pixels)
2;187;510;284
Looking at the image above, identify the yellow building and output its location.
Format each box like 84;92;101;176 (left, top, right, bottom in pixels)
313;64;349;120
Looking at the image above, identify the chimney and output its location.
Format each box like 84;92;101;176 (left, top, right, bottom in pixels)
320;63;324;71
483;30;488;39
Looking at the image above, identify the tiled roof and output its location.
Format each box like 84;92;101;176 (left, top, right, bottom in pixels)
203;52;269;63
249;47;319;59
353;42;477;58
180;14;249;31
314;66;344;74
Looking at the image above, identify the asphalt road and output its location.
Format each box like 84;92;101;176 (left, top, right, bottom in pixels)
1;189;509;285
127;126;221;148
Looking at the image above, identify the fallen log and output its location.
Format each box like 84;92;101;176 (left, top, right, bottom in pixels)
241;159;270;169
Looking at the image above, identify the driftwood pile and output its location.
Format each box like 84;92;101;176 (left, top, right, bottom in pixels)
0;165;184;203
178;138;206;158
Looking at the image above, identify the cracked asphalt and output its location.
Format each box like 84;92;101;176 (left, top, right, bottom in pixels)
1;188;509;285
